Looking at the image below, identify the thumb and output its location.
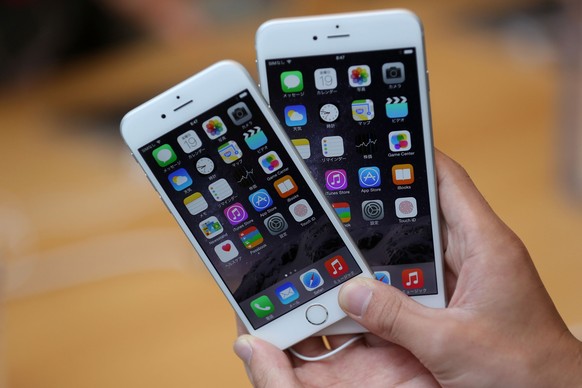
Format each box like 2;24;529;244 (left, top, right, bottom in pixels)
339;278;443;358
233;335;302;388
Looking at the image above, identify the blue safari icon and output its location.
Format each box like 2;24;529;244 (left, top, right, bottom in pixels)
300;269;324;291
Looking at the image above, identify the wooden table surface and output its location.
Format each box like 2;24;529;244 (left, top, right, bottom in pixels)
1;1;581;387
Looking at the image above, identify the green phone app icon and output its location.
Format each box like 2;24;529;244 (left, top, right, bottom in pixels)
280;70;304;93
250;295;275;318
153;144;177;167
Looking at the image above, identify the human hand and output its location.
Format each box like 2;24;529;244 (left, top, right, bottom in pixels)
338;151;582;387
234;317;438;387
233;150;582;387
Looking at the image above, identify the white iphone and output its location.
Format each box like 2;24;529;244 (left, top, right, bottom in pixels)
120;61;373;349
256;10;447;334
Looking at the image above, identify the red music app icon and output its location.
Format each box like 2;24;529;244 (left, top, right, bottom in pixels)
402;268;424;289
325;255;348;278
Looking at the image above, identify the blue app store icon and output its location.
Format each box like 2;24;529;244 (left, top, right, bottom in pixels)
358;166;381;188
248;189;274;212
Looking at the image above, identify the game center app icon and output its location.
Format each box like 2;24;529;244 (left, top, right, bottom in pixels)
348;65;371;87
275;282;299;305
250;295;274;318
402;268;424;289
325;255;348;278
389;130;411;152
258;151;283;174
198;216;223;239
300;269;324;291
239;226;264;249
168;168;192;191
202;116;227;139
152;144;177;167
214;240;239;263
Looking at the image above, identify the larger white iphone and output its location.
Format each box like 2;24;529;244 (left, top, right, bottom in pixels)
256;10;447;334
121;61;373;349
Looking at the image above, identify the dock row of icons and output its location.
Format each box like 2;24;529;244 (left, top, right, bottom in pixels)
250;255;349;318
251;262;426;319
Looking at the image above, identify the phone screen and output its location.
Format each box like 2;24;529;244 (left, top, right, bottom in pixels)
264;48;438;296
138;90;361;329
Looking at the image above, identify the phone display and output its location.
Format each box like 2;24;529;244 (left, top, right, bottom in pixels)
257;10;446;305
121;62;371;348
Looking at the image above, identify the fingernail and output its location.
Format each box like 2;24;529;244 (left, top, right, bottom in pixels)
339;280;373;318
233;335;253;365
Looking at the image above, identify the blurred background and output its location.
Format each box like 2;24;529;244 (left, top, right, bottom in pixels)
0;0;581;386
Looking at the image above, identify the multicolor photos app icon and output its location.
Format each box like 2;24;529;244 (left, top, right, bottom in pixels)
348;65;371;87
202;116;227;139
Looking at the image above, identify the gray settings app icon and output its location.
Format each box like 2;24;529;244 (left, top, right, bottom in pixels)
264;213;288;235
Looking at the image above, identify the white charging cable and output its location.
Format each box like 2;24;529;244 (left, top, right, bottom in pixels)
288;335;364;362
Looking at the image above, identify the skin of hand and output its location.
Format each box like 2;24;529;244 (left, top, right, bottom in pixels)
233;150;582;387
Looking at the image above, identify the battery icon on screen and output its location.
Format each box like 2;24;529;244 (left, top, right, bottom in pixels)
404;49;414;55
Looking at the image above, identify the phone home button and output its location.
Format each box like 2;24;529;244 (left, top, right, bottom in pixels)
305;304;328;325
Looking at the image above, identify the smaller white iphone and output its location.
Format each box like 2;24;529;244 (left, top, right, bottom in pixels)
120;61;373;349
256;9;447;335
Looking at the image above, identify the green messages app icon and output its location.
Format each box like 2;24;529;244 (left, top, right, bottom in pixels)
153;144;177;167
251;295;275;318
280;70;304;93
